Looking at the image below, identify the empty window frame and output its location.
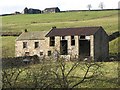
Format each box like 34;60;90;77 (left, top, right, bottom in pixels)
40;52;43;56
80;35;85;39
25;52;29;56
60;40;68;55
62;36;65;40
35;42;39;48
50;37;55;46
23;42;27;48
48;51;51;56
71;36;74;39
71;36;75;46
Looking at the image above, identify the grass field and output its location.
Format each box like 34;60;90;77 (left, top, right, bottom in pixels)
1;10;119;57
1;36;16;57
2;10;118;33
2;61;119;88
25;62;119;88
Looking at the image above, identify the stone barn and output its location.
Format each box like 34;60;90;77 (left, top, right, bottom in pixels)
45;26;109;61
23;7;41;14
15;26;109;61
43;7;60;13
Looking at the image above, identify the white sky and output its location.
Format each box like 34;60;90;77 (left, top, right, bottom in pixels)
0;0;120;14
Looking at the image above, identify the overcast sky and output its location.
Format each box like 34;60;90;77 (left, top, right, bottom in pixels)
0;0;119;14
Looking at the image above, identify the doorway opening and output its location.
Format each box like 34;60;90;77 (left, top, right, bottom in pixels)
60;40;68;55
79;40;90;57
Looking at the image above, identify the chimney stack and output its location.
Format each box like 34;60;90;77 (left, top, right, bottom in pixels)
52;26;56;29
24;29;28;32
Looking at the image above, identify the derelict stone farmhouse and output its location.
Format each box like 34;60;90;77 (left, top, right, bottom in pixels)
15;26;109;61
23;7;41;14
43;7;60;13
23;7;60;14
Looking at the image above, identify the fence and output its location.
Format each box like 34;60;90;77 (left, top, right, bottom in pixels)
2;55;40;68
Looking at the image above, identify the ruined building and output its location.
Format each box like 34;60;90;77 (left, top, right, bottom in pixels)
15;26;109;61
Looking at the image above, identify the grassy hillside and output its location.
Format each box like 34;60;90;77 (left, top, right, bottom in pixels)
1;10;119;57
1;36;16;57
2;10;118;33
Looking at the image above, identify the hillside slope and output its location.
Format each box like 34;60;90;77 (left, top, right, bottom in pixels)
1;10;119;57
2;10;118;34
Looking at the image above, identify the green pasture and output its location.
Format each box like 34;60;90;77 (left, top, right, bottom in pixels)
1;36;16;57
2;61;119;88
2;10;118;33
27;62;119;88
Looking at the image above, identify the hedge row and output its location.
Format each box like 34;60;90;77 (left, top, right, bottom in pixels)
109;31;120;41
2;55;39;68
0;32;22;36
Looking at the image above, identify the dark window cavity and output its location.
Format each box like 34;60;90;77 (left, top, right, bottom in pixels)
35;42;39;48
62;36;65;40
48;51;51;56
71;36;75;46
23;42;27;48
71;36;74;39
80;35;85;39
40;52;43;56
25;52;29;56
60;40;68;55
50;37;55;46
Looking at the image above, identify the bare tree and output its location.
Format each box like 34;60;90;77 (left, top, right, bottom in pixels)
2;67;27;89
87;4;92;11
99;2;105;10
49;57;103;88
24;61;54;89
2;52;103;89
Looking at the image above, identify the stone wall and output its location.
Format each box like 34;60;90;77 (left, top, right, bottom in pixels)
45;36;79;59
15;39;47;57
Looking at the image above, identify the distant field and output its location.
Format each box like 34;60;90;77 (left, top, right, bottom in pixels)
1;36;16;57
2;10;118;33
1;10;119;57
